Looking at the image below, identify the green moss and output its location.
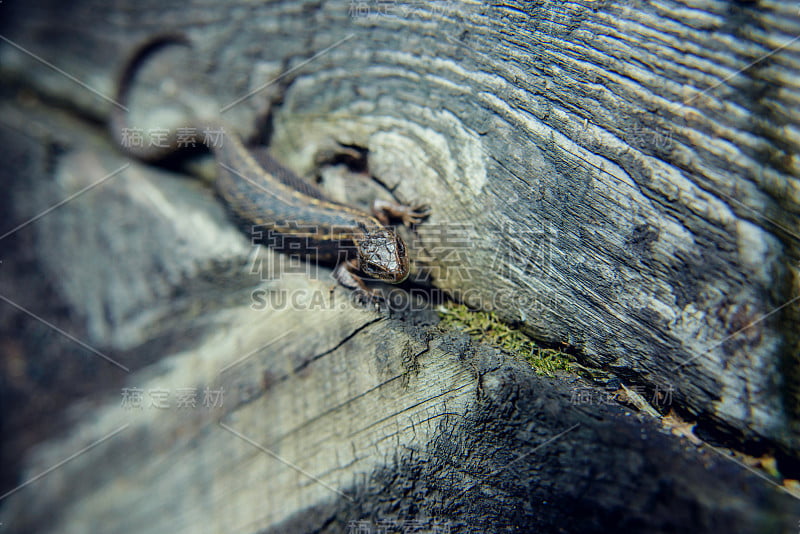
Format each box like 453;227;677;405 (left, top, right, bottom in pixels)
438;304;574;376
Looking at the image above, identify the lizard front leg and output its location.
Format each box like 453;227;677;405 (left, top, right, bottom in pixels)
372;199;431;227
333;258;384;306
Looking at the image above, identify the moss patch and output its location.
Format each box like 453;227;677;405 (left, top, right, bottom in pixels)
438;303;574;376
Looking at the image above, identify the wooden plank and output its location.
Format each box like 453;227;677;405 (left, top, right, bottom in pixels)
0;0;799;531
2;0;798;448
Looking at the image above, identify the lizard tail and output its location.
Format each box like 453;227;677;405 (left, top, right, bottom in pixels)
109;33;192;162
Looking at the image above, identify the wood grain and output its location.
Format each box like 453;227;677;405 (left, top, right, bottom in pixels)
1;0;799;531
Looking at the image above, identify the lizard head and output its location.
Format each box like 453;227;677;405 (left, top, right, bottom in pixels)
356;227;410;283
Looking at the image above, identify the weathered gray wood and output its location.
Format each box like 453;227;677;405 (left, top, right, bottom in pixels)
0;158;798;532
1;0;800;532
2;0;799;449
0;104;797;530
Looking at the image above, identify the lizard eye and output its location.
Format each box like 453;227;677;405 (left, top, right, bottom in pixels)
395;234;406;258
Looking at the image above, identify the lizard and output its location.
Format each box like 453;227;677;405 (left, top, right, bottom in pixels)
109;34;429;304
